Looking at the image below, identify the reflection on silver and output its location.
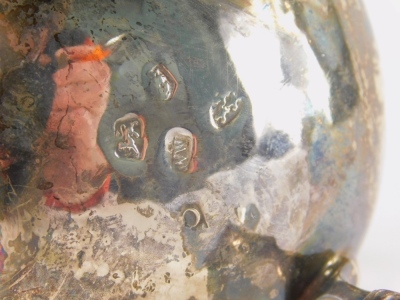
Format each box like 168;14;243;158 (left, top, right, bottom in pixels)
316;295;344;300
209;92;243;129
164;127;197;173
114;113;148;160
148;64;178;101
104;34;126;48
236;204;261;229
102;33;126;54
339;260;358;285
236;206;247;224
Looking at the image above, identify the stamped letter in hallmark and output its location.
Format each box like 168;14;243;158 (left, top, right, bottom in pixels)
164;127;197;173
148;64;178;101
114;113;148;160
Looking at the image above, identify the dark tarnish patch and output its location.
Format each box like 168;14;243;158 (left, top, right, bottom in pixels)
205;226;287;299
329;67;359;122
0;63;55;211
237;116;256;159
137;205;155;218
258;130;294;160
77;250;85;268
205;225;353;300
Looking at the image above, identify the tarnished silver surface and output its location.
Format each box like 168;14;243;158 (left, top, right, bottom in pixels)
0;0;383;298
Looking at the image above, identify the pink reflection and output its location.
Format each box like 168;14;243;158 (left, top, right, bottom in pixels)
42;42;112;212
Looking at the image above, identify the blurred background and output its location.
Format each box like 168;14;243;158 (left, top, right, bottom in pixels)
357;0;400;292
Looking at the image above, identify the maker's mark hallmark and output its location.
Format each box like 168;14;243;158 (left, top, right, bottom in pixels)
148;64;178;101
164;127;197;173
210;92;243;129
114;113;148;160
